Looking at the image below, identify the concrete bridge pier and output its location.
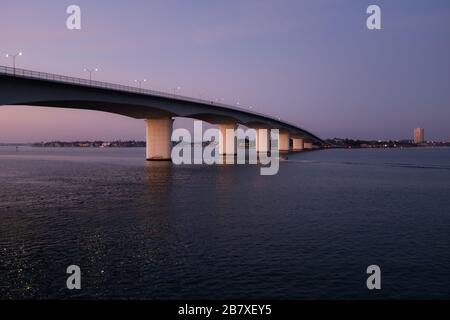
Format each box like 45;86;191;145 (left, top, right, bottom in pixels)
293;138;304;151
277;130;291;152
218;123;237;155
145;118;173;161
303;142;313;150
255;128;270;153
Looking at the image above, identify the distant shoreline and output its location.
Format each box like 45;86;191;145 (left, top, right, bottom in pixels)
0;141;146;148
1;138;450;149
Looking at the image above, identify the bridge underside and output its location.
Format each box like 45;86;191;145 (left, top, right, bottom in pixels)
0;73;324;160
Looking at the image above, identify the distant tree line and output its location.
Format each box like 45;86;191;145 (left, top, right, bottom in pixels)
30;141;146;148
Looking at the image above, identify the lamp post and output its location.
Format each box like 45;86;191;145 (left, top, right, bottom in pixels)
84;68;98;84
134;79;147;92
173;86;181;96
5;52;23;75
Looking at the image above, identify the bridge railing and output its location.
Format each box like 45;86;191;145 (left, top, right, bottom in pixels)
0;64;255;114
0;64;186;99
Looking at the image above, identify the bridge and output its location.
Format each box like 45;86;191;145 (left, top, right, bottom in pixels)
0;65;324;160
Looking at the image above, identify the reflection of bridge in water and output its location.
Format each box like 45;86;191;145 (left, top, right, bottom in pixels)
0;65;324;160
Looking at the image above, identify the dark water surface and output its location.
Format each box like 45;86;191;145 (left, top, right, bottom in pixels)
1;147;449;299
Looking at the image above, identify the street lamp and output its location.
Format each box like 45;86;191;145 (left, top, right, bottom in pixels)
134;79;147;92
5;52;23;74
173;86;181;96
84;68;98;83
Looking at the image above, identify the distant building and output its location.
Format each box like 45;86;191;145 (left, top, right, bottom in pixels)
414;128;424;144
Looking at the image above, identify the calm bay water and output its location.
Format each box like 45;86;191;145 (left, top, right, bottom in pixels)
0;146;450;299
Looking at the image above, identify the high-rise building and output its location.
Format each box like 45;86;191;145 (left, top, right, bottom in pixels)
414;128;424;144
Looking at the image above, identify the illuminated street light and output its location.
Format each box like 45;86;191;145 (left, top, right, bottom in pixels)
134;79;147;92
84;68;98;83
173;86;181;96
5;52;23;74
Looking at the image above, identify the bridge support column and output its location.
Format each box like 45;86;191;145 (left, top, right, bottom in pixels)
255;128;270;153
303;142;313;150
293;138;304;151
145;118;173;161
277;130;290;152
219;123;237;155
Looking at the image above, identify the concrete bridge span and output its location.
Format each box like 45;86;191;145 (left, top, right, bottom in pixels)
0;65;324;160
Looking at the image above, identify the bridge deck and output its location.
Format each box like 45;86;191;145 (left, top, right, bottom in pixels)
0;65;324;144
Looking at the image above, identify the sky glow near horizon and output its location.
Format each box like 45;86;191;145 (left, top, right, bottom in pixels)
1;0;450;142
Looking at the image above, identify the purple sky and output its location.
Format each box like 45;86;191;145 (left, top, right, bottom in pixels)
1;0;450;142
